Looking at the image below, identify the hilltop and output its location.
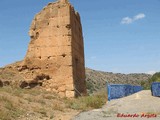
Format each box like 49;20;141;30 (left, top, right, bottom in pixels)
85;68;151;94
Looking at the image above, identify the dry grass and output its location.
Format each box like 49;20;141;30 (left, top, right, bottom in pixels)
52;103;65;111
34;107;48;117
0;86;107;120
0;95;25;120
65;91;107;111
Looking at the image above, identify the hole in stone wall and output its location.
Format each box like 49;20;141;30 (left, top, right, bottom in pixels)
48;22;50;25
66;34;71;36
62;53;66;57
46;64;49;69
48;56;51;59
66;24;71;29
38;56;41;59
36;32;39;39
57;25;60;28
30;36;34;39
46;66;49;69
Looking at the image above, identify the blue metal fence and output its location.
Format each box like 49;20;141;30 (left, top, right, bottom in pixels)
151;82;160;97
107;84;143;101
133;86;143;93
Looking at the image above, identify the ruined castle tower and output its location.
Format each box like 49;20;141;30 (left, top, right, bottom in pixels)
23;0;86;97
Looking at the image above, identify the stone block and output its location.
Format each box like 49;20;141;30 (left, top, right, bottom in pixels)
66;84;74;91
58;85;66;92
66;91;75;98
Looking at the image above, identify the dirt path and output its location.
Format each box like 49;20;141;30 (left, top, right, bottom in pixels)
73;90;160;120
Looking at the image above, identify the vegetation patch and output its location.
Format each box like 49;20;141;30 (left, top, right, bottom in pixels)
0;95;25;120
66;91;107;111
141;72;160;89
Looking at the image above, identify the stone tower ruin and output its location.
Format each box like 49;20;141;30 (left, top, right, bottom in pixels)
23;0;86;97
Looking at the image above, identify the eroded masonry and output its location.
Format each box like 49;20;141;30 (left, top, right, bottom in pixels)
23;0;86;97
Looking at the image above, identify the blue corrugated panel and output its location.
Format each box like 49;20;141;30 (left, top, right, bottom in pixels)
108;84;126;101
125;85;133;96
151;82;160;97
107;84;143;101
133;86;143;93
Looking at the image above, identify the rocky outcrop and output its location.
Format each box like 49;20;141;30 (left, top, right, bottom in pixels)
19;74;50;89
21;0;86;97
0;80;3;87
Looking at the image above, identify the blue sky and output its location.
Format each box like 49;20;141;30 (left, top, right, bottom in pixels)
0;0;160;74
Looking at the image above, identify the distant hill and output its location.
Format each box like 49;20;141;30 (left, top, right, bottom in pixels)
85;68;152;94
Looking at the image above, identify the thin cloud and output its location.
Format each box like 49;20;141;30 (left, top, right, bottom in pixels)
146;71;157;75
121;13;146;24
134;13;145;20
121;17;133;24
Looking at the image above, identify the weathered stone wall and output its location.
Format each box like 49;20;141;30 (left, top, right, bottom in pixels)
23;0;86;97
70;7;86;96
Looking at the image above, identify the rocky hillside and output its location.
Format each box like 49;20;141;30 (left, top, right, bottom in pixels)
85;68;152;94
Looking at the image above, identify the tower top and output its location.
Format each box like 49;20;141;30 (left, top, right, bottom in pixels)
59;0;69;3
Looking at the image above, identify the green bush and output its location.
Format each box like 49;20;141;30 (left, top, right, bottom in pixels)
149;72;160;82
86;81;95;94
141;72;160;89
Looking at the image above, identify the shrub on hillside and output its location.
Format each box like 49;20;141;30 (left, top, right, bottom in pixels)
141;72;160;89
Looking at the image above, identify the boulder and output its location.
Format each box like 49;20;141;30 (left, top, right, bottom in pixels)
0;80;3;87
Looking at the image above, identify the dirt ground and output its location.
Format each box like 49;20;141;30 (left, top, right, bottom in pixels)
73;90;160;120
